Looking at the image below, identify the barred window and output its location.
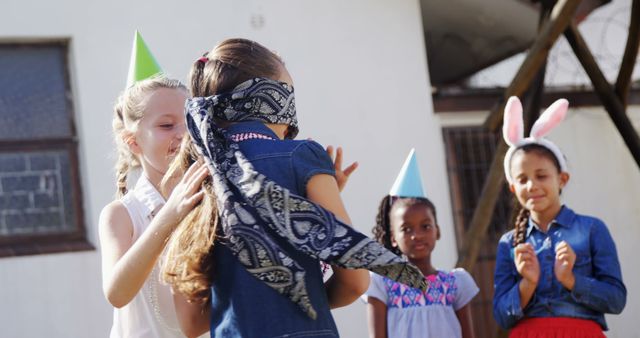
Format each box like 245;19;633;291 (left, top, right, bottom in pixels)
442;126;513;338
0;41;92;257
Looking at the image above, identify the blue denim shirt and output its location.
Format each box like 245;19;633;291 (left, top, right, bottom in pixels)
493;205;626;330
209;121;339;338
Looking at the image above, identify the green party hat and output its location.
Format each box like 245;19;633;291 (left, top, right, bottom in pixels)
126;31;163;87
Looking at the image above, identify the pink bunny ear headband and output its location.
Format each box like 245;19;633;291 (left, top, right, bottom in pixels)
503;96;569;184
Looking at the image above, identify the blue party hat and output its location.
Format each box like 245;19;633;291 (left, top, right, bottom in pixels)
389;149;426;198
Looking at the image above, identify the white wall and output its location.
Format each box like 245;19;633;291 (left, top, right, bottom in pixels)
1;1;454;337
439;107;640;338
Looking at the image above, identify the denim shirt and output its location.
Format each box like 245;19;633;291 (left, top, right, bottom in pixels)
209;121;339;338
493;205;626;330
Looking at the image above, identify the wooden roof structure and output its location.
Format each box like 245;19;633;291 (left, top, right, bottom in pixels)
453;0;640;278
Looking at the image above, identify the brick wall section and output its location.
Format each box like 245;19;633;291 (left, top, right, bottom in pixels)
0;152;68;236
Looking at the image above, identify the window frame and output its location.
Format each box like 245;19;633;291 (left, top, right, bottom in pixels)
0;39;93;258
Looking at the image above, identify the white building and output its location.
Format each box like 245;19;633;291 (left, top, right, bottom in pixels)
0;0;637;337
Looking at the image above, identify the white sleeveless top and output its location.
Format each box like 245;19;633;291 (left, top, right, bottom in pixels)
109;176;185;338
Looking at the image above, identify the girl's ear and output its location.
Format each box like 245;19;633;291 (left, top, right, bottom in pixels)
436;224;441;240
503;96;524;147
122;131;141;155
509;183;516;193
559;171;570;189
530;98;568;139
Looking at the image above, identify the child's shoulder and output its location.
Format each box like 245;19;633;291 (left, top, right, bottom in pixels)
562;206;608;229
288;139;334;172
259;137;326;157
98;200;134;234
443;268;475;284
288;139;326;154
498;228;517;243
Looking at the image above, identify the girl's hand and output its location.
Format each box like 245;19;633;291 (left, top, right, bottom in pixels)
162;161;209;226
514;243;540;285
326;145;358;192
554;241;576;290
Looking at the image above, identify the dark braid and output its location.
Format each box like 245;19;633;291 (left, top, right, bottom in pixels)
373;195;438;256
513;207;530;246
373;195;400;255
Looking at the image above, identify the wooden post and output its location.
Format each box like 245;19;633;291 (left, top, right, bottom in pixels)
483;0;582;132
615;0;640;106
564;23;640;169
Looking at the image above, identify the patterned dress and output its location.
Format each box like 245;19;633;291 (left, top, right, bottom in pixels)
365;268;479;338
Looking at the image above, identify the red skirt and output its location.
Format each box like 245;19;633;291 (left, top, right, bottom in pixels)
509;317;605;338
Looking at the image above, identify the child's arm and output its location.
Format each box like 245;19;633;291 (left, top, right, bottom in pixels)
306;173;370;308
99;162;208;307
455;304;475;338
514;243;539;309
453;269;479;338
366;297;388;338
493;238;539;329
557;220;626;314
173;292;210;338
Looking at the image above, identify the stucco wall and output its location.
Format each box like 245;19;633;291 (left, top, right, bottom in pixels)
0;1;452;337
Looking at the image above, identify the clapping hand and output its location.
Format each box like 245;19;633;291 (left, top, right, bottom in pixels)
514;243;540;286
554;240;576;290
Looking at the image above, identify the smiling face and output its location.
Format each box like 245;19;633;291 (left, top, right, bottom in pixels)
389;202;439;264
509;148;569;220
130;87;188;185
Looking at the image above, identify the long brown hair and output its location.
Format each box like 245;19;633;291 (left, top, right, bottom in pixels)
161;38;285;304
161;138;218;305
190;38;284;98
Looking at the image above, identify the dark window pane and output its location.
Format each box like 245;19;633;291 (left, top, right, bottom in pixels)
0;150;77;236
0;44;72;140
443;126;514;338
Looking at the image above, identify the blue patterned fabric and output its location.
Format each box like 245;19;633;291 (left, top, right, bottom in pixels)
185;78;427;318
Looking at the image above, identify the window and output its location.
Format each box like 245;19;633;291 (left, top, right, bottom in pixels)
442;126;513;337
0;40;92;257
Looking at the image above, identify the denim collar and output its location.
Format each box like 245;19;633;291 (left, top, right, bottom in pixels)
226;121;280;139
526;205;575;237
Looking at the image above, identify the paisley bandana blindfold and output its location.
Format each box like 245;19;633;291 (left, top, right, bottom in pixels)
185;77;427;319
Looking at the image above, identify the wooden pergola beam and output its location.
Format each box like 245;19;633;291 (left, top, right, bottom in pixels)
564;23;640;169
483;0;582;132
614;0;640;106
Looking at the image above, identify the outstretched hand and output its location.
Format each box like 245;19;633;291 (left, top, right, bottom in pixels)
162;161;209;226
326;145;358;192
